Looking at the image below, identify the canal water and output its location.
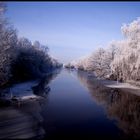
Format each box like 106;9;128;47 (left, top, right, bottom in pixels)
0;68;140;139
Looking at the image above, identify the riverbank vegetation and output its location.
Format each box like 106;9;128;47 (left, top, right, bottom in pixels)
67;18;140;85
0;3;62;87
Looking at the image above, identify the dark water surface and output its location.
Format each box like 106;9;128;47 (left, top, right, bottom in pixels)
0;68;140;139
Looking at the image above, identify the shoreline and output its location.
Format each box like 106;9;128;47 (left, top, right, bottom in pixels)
76;69;140;96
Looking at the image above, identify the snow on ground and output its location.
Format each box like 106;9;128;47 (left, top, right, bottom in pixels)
102;80;140;90
101;79;140;96
9;80;39;100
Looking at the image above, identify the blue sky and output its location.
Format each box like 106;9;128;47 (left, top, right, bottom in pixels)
6;2;140;63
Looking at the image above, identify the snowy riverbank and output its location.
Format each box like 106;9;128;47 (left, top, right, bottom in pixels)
101;79;140;96
102;80;140;89
77;69;140;96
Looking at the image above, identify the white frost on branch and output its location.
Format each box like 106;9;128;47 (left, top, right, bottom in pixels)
111;17;140;81
73;17;140;82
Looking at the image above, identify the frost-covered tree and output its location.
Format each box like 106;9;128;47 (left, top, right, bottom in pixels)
74;56;89;71
87;48;113;77
12;40;56;80
74;18;140;82
75;47;115;78
33;40;49;52
111;18;140;81
0;2;62;85
0;2;18;86
17;37;32;49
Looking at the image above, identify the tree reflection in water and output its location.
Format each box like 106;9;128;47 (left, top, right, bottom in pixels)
0;69;61;139
77;70;140;140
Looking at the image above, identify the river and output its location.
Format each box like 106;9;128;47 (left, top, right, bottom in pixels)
0;68;140;139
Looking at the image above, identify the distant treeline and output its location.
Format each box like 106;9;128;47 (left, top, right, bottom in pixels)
0;3;62;86
66;17;140;83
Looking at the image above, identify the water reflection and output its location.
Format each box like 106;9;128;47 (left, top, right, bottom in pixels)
0;69;61;139
77;70;140;140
